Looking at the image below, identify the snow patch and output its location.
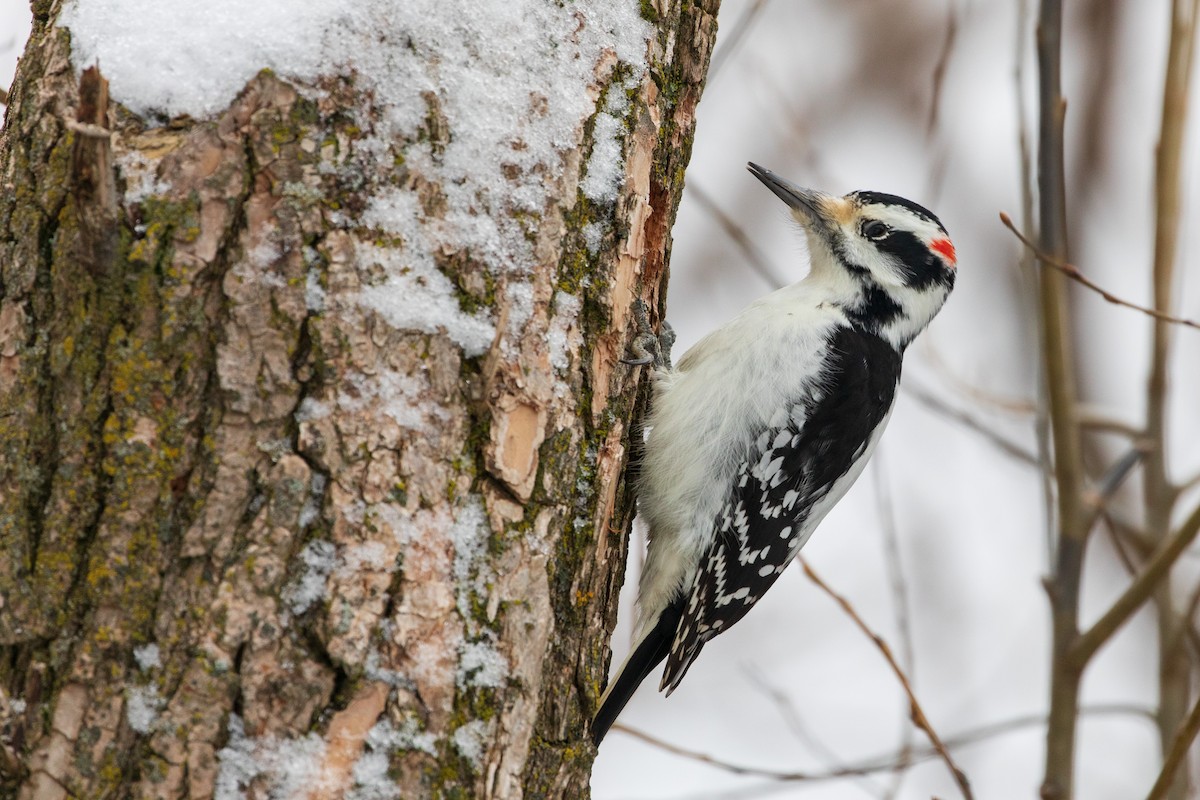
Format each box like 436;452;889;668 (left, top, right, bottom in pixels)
457;639;507;689
126;685;162;733
548;292;581;371
451;719;492;766
133;643;161;671
364;648;410;690
336;367;451;432
582;221;607;255
357;243;496;358
298;471;328;529
347;750;400;800
215;715;327;800
581;75;641;203
505;281;535;336
450;497;493;625
361;718;437;759
337;541;393;576
581;113;627;204
305;267;326;313
284;539;337;615
294;397;330;423
116;149;168;203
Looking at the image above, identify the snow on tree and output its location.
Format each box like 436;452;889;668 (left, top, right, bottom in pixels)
0;0;719;797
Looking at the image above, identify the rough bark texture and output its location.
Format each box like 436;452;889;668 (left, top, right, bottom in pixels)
0;1;719;798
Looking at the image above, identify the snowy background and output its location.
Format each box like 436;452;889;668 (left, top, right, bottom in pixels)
3;1;1199;798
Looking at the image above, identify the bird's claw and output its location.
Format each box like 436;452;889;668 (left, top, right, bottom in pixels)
622;299;674;370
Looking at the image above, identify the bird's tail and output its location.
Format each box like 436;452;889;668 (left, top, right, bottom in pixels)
591;602;683;746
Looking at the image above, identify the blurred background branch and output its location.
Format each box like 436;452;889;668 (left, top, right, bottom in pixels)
799;559;974;800
1000;213;1200;330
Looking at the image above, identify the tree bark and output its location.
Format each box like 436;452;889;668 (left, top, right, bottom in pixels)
0;1;719;798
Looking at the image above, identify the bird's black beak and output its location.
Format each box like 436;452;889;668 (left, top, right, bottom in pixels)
746;162;832;226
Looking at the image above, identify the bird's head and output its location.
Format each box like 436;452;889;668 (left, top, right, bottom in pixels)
748;162;956;349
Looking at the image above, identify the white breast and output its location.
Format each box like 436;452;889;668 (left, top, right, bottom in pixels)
633;284;849;636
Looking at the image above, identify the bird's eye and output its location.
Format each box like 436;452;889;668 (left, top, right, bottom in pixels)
861;220;890;240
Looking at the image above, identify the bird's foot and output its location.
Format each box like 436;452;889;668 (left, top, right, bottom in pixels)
622;299;674;370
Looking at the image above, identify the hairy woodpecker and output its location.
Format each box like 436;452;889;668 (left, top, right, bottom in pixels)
592;163;956;745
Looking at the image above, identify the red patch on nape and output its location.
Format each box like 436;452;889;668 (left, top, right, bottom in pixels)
931;237;957;266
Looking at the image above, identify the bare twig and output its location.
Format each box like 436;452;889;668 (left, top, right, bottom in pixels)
611;723;857;782
904;382;1040;466
799;559;974;800
686;181;787;289
1145;691;1200;800
743;666;887;799
613;705;1154;786
871;452;917;800
926;0;959;135
1033;4;1091;797
1015;0;1058;561
707;0;772;82
1180;584;1200;661
1093;448;1145;501
1101;509;1156;557
1079;448;1146;537
1165;580;1200;661
0;86;8;106
922;340;1037;414
1075;407;1144;439
1143;2;1200;794
1071;501;1200;668
1100;511;1142;576
999;212;1200;331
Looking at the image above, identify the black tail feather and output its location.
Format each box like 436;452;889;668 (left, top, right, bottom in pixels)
591;602;683;746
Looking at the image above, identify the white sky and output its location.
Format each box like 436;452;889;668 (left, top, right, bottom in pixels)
3;1;1200;798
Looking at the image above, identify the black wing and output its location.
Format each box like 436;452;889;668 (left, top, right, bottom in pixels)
661;326;902;693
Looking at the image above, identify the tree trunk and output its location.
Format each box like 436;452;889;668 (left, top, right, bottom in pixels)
0;1;719;797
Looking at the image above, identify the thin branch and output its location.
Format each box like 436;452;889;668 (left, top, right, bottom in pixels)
743;666;887;799
1080;448;1146;534
872;451;917;800
1144;2;1200;794
1181;584;1200;661
1015;0;1058;561
1075;407;1144;439
1095;448;1145;500
1031;10;1090;799
1072;501;1200;667
1164;576;1200;660
706;0;772;83
1100;511;1142;576
1145;691;1200;800
872;452;916;676
1000;212;1200;331
799;559;974;800
922;339;1037;415
1101;508;1157;556
686;180;787;289
904;382;1041;466
611;723;858;782
926;0;960;135
611;704;1154;787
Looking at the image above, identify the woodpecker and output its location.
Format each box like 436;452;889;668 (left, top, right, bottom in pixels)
592;163;956;745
